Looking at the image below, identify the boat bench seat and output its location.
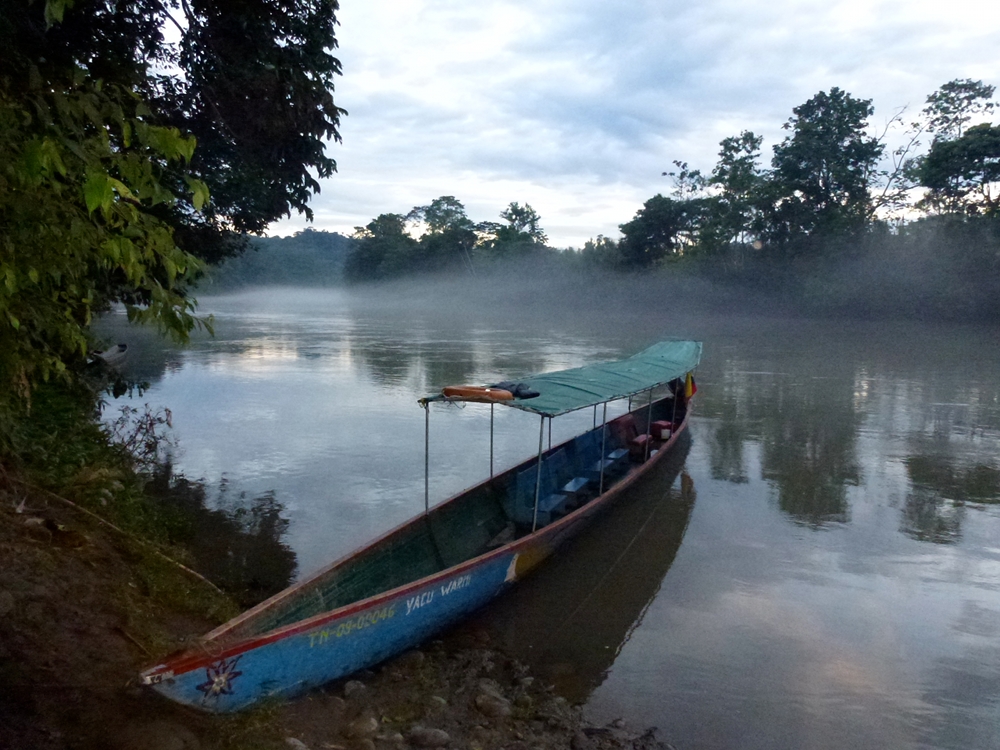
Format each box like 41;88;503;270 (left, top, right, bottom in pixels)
607;447;629;466
585;447;629;486
650;420;675;441
512;468;568;527
630;433;652;461
537;487;570;515
608;413;656;463
511;448;593;527
546;449;591;506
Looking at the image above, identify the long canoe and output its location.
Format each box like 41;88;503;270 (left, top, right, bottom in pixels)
140;341;701;712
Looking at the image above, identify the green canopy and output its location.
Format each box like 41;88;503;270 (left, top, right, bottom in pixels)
425;340;702;418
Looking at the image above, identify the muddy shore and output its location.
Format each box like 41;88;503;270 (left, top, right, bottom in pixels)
0;483;675;750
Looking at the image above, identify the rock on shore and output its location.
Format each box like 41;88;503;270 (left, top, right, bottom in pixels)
277;633;676;750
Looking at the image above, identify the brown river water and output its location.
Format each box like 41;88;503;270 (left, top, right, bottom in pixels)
101;285;1000;750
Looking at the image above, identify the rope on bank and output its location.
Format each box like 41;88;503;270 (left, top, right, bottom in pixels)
2;469;226;597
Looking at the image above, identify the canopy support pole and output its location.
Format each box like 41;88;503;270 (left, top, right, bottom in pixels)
532;416;546;532
423;403;430;514
548;417;552;451
644;387;654;462
670;379;680;438
593;404;597;428
599;402;608;495
490;403;495;477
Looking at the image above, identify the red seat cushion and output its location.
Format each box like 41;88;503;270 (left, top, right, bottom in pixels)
650;420;674;440
629;433;651;460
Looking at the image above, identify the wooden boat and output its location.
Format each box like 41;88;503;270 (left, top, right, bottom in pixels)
139;340;702;712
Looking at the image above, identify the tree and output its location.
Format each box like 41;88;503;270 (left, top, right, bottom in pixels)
3;0;344;263
408;196;477;273
918;123;1000;216
1;31;208;398
662;160;708;201
0;0;344;399
344;214;417;281
922;79;995;141
409;196;474;234
765;88;884;244
703;131;765;251
910;80;1000;217
618;195;700;268
209;229;353;288
580;235;621;267
478;202;548;254
499;202;548;244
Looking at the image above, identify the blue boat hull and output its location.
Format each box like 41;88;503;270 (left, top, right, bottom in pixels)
145;551;523;712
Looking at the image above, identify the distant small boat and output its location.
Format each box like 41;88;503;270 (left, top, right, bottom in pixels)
93;343;128;367
140;340;702;713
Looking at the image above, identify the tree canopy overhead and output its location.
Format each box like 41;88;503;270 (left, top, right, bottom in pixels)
0;0;344;400
2;0;346;261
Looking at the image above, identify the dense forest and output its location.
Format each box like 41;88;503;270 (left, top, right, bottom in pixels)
206;79;1000;324
332;80;999;321
206;228;353;289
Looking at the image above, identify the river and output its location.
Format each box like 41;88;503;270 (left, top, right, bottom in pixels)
100;283;1000;750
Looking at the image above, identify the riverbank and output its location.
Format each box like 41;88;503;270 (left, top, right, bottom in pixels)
0;476;676;750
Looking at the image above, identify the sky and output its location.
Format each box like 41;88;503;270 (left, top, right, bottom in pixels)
270;0;1000;248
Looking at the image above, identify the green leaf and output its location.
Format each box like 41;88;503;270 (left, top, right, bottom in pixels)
84;171;114;213
178;135;196;163
108;178;135;202
20;140;45;179
185;177;210;211
43;0;74;28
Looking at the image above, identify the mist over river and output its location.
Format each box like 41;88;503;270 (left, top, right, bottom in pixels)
100;283;1000;750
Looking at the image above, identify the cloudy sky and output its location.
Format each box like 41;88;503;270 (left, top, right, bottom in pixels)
271;0;1000;248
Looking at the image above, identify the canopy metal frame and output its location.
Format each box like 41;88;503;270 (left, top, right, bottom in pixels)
421;388;668;530
416;340;701;524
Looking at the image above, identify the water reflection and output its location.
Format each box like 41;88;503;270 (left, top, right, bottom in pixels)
468;434;694;702
415;342;480;391
901;483;965;544
709;417;749;484
99;298;593;403
906;454;1000;503
348;335;425;386
704;365;860;528
901;451;1000;544
145;467;296;607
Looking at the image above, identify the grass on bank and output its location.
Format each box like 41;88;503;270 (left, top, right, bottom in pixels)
1;378;242;645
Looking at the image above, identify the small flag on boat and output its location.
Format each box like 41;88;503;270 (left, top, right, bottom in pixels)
684;372;697;398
